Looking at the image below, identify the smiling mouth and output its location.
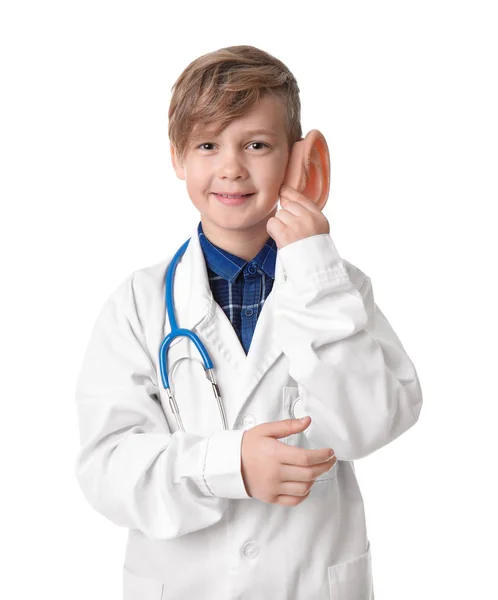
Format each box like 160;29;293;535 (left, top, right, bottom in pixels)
212;192;254;205
213;193;255;198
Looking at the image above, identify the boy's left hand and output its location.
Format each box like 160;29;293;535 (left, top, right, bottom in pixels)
266;184;330;250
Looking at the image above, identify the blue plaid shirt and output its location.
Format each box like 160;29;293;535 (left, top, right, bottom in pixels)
197;221;277;355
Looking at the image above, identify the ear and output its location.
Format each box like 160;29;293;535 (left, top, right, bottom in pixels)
170;143;186;180
282;130;330;211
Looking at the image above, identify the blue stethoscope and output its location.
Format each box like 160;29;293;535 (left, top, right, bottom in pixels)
159;238;228;432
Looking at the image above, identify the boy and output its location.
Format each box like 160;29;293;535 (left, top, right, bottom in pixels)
74;45;423;599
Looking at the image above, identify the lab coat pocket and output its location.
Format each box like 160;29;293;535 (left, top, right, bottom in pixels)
281;386;337;482
327;540;373;600
123;565;164;600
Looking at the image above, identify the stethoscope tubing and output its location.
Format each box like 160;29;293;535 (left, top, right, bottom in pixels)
158;238;228;431
159;239;214;390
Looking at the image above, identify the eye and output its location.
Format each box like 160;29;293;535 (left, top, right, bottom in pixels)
247;142;268;151
196;142;269;151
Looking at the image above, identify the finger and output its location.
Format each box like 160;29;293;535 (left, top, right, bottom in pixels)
274;208;296;226
275;491;311;506
277;441;334;467
266;215;287;239
280;185;321;213
279;196;310;217
279;456;337;483
278;480;313;497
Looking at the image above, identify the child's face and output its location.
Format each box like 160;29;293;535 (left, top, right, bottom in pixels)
171;94;291;238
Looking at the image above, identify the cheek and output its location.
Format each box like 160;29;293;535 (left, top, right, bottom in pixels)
259;173;283;195
185;172;206;195
264;157;289;187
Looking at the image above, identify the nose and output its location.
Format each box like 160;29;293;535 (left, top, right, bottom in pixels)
215;148;249;180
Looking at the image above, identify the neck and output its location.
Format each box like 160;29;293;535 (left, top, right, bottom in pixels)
200;212;276;261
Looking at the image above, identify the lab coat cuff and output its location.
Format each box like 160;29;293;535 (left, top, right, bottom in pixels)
278;233;349;286
202;429;251;499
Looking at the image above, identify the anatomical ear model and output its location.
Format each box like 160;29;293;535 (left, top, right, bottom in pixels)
282;129;330;211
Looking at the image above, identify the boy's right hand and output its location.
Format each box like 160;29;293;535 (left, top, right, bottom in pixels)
241;416;337;506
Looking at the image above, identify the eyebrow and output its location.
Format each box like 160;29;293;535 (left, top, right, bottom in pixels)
241;129;278;138
191;128;278;141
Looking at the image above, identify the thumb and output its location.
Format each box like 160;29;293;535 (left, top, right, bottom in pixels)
259;416;311;440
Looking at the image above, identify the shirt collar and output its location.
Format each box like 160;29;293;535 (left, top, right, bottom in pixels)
197;221;276;284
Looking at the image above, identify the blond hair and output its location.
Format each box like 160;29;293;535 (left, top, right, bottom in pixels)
168;45;302;163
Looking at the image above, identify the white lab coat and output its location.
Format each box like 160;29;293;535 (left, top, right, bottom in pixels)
74;224;423;600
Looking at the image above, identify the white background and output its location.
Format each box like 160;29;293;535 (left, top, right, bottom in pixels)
1;1;497;598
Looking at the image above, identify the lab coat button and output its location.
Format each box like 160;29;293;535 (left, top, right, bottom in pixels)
242;415;255;428
242;542;259;558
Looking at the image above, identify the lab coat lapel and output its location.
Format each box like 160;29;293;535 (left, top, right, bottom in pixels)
161;225;210;352
163;224;286;427
163;224;247;371
196;244;287;417
235;251;286;401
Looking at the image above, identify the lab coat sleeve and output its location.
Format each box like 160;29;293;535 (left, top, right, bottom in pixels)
74;274;250;543
273;233;423;461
